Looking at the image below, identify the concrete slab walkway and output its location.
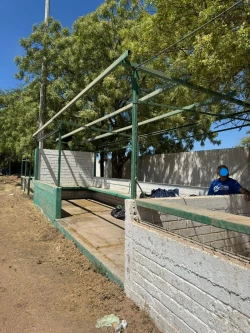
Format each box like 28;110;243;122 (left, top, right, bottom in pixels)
56;199;125;284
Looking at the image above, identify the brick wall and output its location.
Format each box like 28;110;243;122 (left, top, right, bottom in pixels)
137;195;250;257
39;149;94;187
62;190;91;200
93;177;208;196
61;189;124;207
90;192;124;207
114;147;250;188
125;199;250;333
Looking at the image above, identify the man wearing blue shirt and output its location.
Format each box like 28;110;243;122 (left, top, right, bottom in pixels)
208;165;249;197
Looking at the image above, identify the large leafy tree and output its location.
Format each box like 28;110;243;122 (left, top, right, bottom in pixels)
133;0;250;139
14;18;71;144
0;19;71;168
4;0;250;176
0;88;38;169
57;0;218;177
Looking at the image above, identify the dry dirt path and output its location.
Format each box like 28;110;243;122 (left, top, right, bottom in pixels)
0;177;160;333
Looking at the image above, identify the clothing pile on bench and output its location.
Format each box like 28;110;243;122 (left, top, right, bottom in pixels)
140;188;179;198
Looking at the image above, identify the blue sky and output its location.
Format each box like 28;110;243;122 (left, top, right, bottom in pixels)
0;0;248;151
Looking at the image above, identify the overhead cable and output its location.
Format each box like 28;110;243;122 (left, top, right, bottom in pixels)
137;0;245;68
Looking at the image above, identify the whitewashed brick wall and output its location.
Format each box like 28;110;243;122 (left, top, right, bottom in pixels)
93;177;208;196
106;147;250;188
39;149;94;187
90;192;124;207
125;199;250;333
137;195;250;257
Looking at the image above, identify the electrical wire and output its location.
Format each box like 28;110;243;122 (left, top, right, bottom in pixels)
37;128;58;142
137;0;245;68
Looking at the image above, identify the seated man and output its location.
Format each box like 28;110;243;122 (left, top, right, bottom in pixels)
208;165;249;197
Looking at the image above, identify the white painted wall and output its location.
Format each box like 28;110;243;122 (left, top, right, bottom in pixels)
125;199;250;333
39;149;94;187
138;194;250;257
100;147;250;188
137;195;250;257
93;177;208;197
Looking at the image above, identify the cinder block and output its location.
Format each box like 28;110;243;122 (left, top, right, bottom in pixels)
201;232;225;244
210;239;227;249
160;214;179;222
178;228;198;238
193;225;211;236
186;220;203;228
168;220;187;230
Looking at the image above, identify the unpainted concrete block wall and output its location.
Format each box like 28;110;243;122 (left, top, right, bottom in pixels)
39;149;94;187
137;195;250;257
125;199;250;333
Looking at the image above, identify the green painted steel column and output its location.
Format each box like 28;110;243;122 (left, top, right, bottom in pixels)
94;152;96;177
27;163;31;195
24;159;28;192
20;160;23;188
131;69;139;199
57;124;62;187
34;147;39;180
24;159;27;177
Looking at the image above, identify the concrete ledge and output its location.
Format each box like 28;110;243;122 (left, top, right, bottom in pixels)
87;186;131;199
62;186;88;190
136;198;250;235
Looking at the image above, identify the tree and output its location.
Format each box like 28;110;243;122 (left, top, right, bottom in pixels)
14;18;71;139
10;0;250;178
122;0;250;150
52;0;152;177
239;131;250;147
0;88;38;161
56;0;222;177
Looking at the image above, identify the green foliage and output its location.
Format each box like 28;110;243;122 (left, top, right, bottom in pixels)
1;0;250;172
0;88;37;161
239;131;250;147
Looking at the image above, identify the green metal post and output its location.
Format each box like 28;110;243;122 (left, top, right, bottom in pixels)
94;152;96;177
57;124;62;187
34;147;39;180
27;162;31;195
20;160;23;188
24;159;27;177
131;69;139;199
24;159;28;192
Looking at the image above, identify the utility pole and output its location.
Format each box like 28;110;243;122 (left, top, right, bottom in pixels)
38;0;50;149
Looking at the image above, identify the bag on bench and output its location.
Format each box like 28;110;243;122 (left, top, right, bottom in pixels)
111;205;125;220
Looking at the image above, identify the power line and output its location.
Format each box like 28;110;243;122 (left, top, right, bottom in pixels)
137;0;245;68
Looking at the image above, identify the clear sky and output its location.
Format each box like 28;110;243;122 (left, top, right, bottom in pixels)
0;0;248;151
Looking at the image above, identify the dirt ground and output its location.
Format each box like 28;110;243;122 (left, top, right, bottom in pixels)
0;176;161;333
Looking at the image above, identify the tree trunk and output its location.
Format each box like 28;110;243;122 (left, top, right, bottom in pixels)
111;150;130;179
8;159;11;175
100;152;105;177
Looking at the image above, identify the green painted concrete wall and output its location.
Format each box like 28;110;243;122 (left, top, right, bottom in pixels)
34;181;62;221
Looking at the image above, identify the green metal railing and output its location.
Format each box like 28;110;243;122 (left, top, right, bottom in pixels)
32;50;250;203
136;198;250;235
57;123;62;187
20;158;33;195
